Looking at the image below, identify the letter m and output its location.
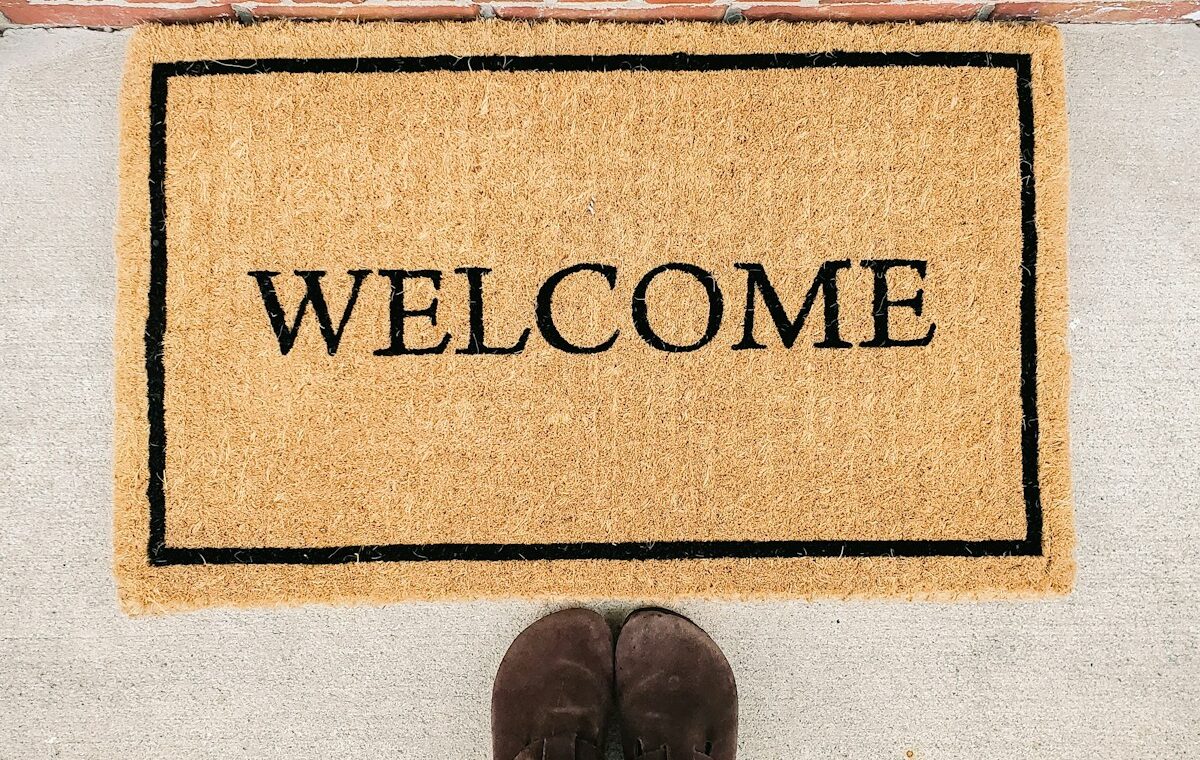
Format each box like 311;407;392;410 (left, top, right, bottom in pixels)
248;270;371;355
733;261;852;350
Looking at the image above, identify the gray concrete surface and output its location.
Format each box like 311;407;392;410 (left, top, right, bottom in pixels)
2;24;1198;760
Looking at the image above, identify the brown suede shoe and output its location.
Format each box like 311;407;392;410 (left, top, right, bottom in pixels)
492;608;614;760
615;608;738;760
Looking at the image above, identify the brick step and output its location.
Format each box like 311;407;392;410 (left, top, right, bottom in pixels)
3;0;1198;28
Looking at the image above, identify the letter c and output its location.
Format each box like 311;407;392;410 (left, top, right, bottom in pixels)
535;263;620;354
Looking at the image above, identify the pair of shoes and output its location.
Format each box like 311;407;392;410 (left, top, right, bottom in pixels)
492;608;737;760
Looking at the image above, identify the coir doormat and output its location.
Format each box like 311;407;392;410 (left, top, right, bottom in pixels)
115;21;1073;613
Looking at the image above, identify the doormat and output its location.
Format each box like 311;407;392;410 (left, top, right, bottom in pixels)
115;21;1074;613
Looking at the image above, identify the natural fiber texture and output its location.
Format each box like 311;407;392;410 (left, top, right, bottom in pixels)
115;20;1072;613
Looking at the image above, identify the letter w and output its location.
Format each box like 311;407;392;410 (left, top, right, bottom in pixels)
248;270;371;355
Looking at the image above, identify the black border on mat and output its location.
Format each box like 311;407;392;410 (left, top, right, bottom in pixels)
145;51;1043;566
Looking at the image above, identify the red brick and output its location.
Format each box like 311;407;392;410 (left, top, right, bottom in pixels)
0;0;476;25
279;0;446;5
491;3;728;20
118;0;214;5
0;2;235;25
252;3;477;18
742;2;985;20
990;1;1200;21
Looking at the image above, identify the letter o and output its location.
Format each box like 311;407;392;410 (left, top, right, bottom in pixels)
631;263;724;353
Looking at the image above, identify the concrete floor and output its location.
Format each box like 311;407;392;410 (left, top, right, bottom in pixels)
1;24;1198;760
